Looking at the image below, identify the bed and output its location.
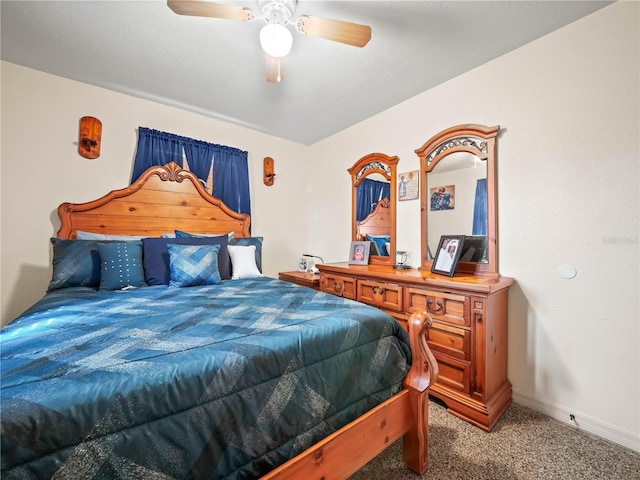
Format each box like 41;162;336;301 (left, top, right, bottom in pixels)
356;198;391;256
1;162;438;479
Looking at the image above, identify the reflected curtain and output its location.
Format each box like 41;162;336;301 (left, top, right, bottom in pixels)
472;178;487;235
356;178;390;222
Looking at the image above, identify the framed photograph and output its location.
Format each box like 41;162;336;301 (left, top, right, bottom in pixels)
298;256;309;272
398;170;419;201
431;235;465;276
430;185;455;210
349;241;371;265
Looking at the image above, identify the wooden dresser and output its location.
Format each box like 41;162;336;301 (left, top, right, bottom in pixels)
317;262;513;431
278;271;320;290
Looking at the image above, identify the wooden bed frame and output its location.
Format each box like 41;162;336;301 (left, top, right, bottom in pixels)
57;162;250;239
356;197;391;241
56;162;439;479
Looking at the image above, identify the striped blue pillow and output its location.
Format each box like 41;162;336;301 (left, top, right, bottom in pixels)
168;244;222;288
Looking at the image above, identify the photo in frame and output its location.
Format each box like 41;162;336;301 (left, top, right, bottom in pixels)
398;170;419;201
430;185;455;210
431;235;465;276
298;257;309;272
349;241;371;265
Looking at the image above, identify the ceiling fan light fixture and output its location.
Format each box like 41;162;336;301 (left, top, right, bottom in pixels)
260;23;293;58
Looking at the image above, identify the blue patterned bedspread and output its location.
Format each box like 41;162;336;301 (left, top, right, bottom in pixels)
1;277;410;479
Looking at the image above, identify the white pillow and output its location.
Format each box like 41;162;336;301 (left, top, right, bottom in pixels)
228;245;262;279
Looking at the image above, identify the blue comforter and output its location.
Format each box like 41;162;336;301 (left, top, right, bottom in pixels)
1;277;411;479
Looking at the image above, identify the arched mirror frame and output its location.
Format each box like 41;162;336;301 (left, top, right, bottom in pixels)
417;124;500;276
348;152;398;266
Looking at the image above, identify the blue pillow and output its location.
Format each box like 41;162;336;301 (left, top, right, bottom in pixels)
174;230;234;240
366;235;390;256
228;237;263;273
97;241;147;291
48;238;103;291
142;236;231;285
168;244;221;287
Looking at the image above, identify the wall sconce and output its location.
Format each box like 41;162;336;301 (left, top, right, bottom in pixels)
263;157;275;186
78;116;102;159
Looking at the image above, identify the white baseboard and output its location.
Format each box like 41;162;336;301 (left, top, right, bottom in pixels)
512;390;640;453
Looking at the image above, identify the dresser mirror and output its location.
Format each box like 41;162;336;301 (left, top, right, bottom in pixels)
416;124;500;276
348;153;398;265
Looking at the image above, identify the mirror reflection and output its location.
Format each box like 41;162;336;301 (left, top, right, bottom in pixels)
417;124;500;276
349;153;398;265
356;172;391;256
427;152;487;263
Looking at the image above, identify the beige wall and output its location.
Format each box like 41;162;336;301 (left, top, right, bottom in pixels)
1;63;310;322
307;2;639;451
1;2;638;451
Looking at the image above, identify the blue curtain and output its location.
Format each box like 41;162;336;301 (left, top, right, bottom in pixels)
212;147;251;216
131;128;183;183
472;178;487;235
356;178;390;222
183;141;214;186
131;127;250;216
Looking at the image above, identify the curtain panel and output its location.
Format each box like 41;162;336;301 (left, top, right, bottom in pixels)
472;178;487;235
356;178;390;222
131;127;250;216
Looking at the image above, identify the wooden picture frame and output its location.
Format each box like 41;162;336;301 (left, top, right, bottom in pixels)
431;235;465;276
349;241;371;265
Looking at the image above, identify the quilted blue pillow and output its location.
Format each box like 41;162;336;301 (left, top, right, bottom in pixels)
142;236;231;285
174;230;234;240
48;238;103;291
97;241;147;291
168;244;222;287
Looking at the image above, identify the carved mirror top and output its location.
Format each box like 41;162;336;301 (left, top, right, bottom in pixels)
349;153;398;265
352;161;393;184
417;124;500;276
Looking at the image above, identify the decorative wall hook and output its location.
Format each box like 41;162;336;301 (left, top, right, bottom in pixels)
263;156;275;186
78;116;102;159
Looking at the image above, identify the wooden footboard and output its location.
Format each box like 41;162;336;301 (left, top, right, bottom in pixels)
262;311;439;480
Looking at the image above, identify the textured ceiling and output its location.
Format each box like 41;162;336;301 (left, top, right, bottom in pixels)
1;0;611;145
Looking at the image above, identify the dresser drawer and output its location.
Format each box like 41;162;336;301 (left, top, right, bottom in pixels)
427;322;471;361
405;288;470;327
433;352;472;394
320;273;357;300
358;280;403;312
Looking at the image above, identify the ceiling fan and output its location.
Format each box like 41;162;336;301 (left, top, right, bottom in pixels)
167;0;372;83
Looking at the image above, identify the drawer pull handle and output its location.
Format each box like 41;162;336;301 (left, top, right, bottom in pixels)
372;286;384;295
333;281;343;292
427;299;443;312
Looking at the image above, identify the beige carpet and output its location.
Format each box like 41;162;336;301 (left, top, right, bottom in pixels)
350;399;639;480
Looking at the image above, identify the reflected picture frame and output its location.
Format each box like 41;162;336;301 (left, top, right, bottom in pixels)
349;241;371;265
431;235;465;276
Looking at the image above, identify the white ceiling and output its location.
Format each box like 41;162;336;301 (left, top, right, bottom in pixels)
1;0;611;145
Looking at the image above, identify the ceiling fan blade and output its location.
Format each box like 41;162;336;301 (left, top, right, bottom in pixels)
167;0;254;22
296;15;371;47
265;55;284;83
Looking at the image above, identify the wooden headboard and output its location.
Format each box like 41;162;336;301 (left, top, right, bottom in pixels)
57;162;250;239
356;197;391;241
